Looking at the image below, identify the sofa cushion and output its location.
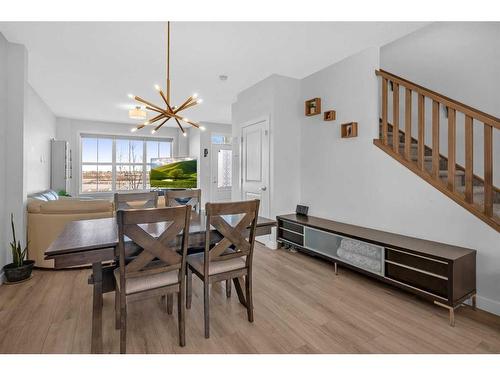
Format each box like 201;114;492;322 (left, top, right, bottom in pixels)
38;199;113;214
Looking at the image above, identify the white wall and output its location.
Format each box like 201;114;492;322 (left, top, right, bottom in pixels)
55;117;183;197
0;35;29;279
381;22;500;186
299;46;500;315
0;33;8;276
232;74;301;218
24;84;56;194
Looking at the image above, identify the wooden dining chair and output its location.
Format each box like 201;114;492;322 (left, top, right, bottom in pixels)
165;189;201;212
114;192;159;211
115;205;191;353
186;199;260;338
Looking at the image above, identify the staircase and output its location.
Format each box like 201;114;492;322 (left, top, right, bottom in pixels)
374;69;500;232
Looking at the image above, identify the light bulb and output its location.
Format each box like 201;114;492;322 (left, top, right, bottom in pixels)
196;98;203;104
154;84;161;91
144;121;150;125
192;93;198;99
182;132;187;137
127;93;134;99
182;118;189;122
151;129;157;134
200;126;206;131
130;127;138;133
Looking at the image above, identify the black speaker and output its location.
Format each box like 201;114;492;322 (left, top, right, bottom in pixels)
296;204;309;216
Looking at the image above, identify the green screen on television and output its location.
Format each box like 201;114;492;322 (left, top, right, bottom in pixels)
150;157;198;188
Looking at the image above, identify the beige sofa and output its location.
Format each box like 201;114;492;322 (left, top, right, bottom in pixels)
27;190;114;268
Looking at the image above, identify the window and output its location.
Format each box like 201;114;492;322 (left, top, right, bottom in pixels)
211;134;231;144
81;134;172;193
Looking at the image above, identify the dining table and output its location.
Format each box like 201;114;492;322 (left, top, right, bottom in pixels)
45;210;276;353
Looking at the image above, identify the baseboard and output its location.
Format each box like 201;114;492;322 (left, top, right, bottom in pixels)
475;295;500;316
0;270;4;285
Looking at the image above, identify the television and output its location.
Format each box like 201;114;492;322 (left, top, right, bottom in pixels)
150;157;198;189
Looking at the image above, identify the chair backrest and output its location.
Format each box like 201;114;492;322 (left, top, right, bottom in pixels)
114;192;158;211
165;189;201;212
116;206;191;283
204;200;260;271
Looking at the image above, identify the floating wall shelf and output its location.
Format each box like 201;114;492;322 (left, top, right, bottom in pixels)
341;122;358;138
305;98;321;116
324;110;336;121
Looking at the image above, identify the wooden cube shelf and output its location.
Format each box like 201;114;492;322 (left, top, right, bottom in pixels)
341;122;358;138
324;110;336;121
305;98;321;116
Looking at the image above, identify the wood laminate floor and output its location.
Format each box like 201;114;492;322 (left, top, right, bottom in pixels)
1;243;500;354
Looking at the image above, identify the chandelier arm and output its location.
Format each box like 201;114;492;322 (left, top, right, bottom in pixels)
178;100;199;112
167;21;170;103
159;90;169;107
146;106;167;115
149;113;167;124
175;96;196;113
185;120;200;129
135;96;165;113
154;118;169;132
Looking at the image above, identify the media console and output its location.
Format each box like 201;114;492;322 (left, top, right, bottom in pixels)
276;214;476;326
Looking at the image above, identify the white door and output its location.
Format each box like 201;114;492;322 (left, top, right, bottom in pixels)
241;118;270;219
210;144;233;202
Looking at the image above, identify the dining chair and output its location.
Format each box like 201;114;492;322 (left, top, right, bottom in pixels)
114;191;159;211
165;189;201;212
186;199;260;338
115;205;191;353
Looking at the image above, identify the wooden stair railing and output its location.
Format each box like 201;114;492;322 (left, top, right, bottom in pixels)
375;69;499;232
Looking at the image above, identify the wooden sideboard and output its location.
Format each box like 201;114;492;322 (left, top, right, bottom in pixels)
276;214;476;326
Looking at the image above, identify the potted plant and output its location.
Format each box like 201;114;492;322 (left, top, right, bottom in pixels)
3;214;34;283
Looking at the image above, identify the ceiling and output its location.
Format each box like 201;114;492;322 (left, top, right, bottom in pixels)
0;22;428;125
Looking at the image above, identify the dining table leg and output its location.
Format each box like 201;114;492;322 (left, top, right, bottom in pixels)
91;262;103;354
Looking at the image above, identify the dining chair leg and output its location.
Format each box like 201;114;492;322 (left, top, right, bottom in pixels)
167;294;174;315
225;279;231;298
115;289;120;330
245;273;254;323
186;267;192;309
120;298;127;354
203;281;210;338
178;290;186;347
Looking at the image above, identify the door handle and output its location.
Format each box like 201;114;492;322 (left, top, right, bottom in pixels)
260;186;267;191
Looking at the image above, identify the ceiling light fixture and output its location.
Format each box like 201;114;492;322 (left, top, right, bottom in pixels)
129;22;205;134
128;106;147;120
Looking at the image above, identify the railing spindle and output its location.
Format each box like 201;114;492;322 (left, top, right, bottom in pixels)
465;115;474;203
393;83;400;153
404;88;412;160
484;124;493;216
382;78;388;145
418;94;425;170
432;100;440;178
448;108;456;191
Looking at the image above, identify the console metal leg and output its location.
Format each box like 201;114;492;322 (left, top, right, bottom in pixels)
471;294;477;310
434;300;455;327
334;262;338;275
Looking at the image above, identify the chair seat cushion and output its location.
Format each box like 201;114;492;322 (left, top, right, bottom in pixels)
114;268;179;295
187;253;246;276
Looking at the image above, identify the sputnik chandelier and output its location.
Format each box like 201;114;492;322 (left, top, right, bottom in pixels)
129;22;204;135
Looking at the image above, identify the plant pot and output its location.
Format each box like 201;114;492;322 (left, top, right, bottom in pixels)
3;260;35;283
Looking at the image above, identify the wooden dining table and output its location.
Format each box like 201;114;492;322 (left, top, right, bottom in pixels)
45;211;276;353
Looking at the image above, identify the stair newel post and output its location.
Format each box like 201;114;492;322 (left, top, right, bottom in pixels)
382;78;388;145
465;115;474;203
432;100;440;179
404;88;412;160
447;108;457;191
392;82;400;153
417;94;425;171
484;123;493;217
